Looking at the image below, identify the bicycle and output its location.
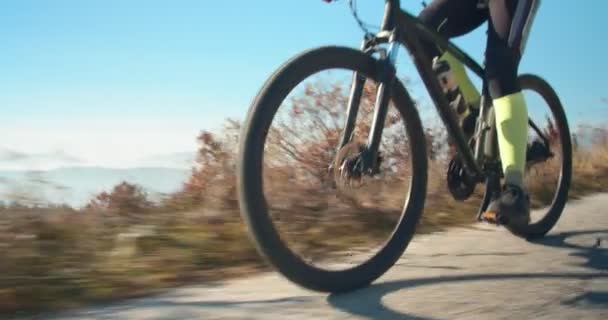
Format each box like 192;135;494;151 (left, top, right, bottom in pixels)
236;0;572;293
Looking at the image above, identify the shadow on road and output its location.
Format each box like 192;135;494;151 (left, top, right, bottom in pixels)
327;272;607;320
327;229;608;320
531;229;608;308
531;229;608;272
562;291;608;308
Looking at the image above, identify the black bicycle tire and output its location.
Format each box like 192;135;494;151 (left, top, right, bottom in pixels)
237;46;428;293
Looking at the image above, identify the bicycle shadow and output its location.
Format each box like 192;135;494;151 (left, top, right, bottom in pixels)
531;229;608;309
327;229;608;320
530;229;608;272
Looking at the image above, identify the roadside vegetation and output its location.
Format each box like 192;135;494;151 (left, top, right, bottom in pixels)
2;81;607;315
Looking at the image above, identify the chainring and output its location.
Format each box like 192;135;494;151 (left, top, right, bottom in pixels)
447;156;477;201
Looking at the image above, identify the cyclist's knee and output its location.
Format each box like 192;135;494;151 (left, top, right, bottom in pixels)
418;0;452;35
417;2;438;26
418;2;450;58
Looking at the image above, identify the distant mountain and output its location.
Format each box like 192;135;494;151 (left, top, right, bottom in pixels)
0;148;85;171
0;166;190;208
0;148;198;171
0;148;26;161
136;152;197;169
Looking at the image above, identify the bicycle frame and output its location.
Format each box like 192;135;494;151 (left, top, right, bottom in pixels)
397;7;492;179
339;0;493;180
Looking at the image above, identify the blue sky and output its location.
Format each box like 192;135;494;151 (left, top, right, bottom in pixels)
1;0;606;167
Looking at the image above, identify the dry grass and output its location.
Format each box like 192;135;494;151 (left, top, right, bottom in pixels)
0;208;263;315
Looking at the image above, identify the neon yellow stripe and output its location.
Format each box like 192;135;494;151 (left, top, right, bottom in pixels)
494;92;529;187
438;51;480;107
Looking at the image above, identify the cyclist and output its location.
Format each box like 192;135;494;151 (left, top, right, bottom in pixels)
419;0;540;227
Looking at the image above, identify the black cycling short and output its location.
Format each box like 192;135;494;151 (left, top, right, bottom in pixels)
418;0;540;99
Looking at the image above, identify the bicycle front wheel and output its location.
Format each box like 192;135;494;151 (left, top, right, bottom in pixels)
237;46;428;292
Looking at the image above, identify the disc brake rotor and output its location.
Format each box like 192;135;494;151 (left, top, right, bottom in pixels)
334;142;366;188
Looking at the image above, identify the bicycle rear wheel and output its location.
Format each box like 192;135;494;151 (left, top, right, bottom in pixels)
237;46;428;292
487;74;572;239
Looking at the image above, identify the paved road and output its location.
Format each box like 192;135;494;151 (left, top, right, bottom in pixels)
28;193;608;319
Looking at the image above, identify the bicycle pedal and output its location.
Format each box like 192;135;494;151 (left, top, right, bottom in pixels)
480;211;502;226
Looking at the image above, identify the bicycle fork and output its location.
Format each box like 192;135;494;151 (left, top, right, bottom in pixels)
336;32;401;175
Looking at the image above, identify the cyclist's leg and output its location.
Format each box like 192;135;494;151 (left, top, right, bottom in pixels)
485;0;540;224
486;0;538;188
418;0;486;107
